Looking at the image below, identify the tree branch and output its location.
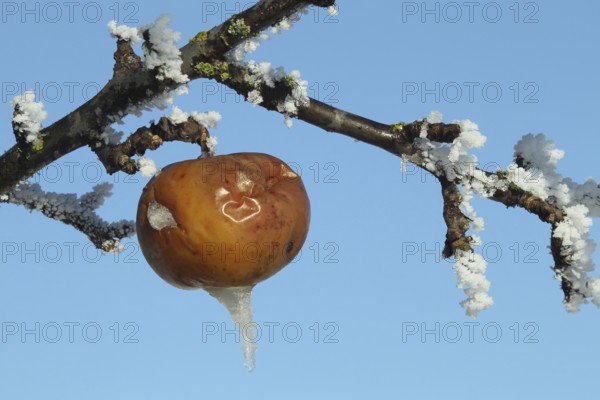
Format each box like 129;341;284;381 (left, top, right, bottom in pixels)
2;0;599;313
0;0;326;194
94;116;209;174
1;182;134;250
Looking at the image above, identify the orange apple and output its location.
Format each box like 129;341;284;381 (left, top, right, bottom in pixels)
136;152;310;288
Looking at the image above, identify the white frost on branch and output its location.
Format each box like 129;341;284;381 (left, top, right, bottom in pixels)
106;87;183;134
191;111;222;129
98;126;124;147
242;61;309;122
102;240;126;254
509;134;600;312
137;157;158;177
461;193;484;232
137;89;176;113
454;245;493;318
413;113;495;315
328;4;340;17
270;8;308;35
420;110;444;138
244;61;285;88
276;69;310;116
566;177;600;218
426;110;443;124
246;89;264;105
416;115;487;184
107;16;188;84
107;20;141;43
168;106;222;129
167;106;220;153
227;38;262;64
513;133;600;215
508;133;571;207
5;182;134;248
553;204;599;312
448;119;487;163
168;105;189;124
142;14;189;84
224;9;311;125
11;90;48;146
205;136;218;154
416;119;600;314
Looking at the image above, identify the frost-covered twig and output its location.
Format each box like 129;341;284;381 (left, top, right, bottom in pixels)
1;0;326;194
2;0;599;315
440;178;492;317
1;182;134;250
141;14;189;84
440;178;471;258
11;91;47;150
509;134;600;311
409;118;599;313
94;116;213;174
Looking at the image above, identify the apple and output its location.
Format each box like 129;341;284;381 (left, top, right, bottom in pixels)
136;152;310;288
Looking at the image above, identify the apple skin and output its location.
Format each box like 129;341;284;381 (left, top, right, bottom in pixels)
136;153;310;289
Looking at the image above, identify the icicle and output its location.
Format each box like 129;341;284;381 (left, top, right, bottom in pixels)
204;286;257;372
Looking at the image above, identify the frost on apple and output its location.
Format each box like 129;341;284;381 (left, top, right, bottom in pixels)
147;201;177;230
204;286;257;372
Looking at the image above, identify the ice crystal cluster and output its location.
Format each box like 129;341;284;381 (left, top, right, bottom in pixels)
11;90;47;147
225;8;311;128
413;111;600;316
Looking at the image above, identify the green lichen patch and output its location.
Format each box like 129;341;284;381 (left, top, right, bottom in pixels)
194;60;230;81
189;31;208;43
227;18;251;38
282;75;299;89
195;62;215;76
391;122;405;133
31;137;44;151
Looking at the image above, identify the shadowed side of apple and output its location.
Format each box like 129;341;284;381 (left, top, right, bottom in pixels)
136;152;311;371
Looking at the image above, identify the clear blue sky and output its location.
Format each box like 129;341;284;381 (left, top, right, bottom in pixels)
1;1;600;398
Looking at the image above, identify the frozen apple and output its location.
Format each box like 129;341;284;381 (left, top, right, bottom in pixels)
136;152;310;289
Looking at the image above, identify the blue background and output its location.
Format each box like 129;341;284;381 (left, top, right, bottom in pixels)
1;1;599;399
